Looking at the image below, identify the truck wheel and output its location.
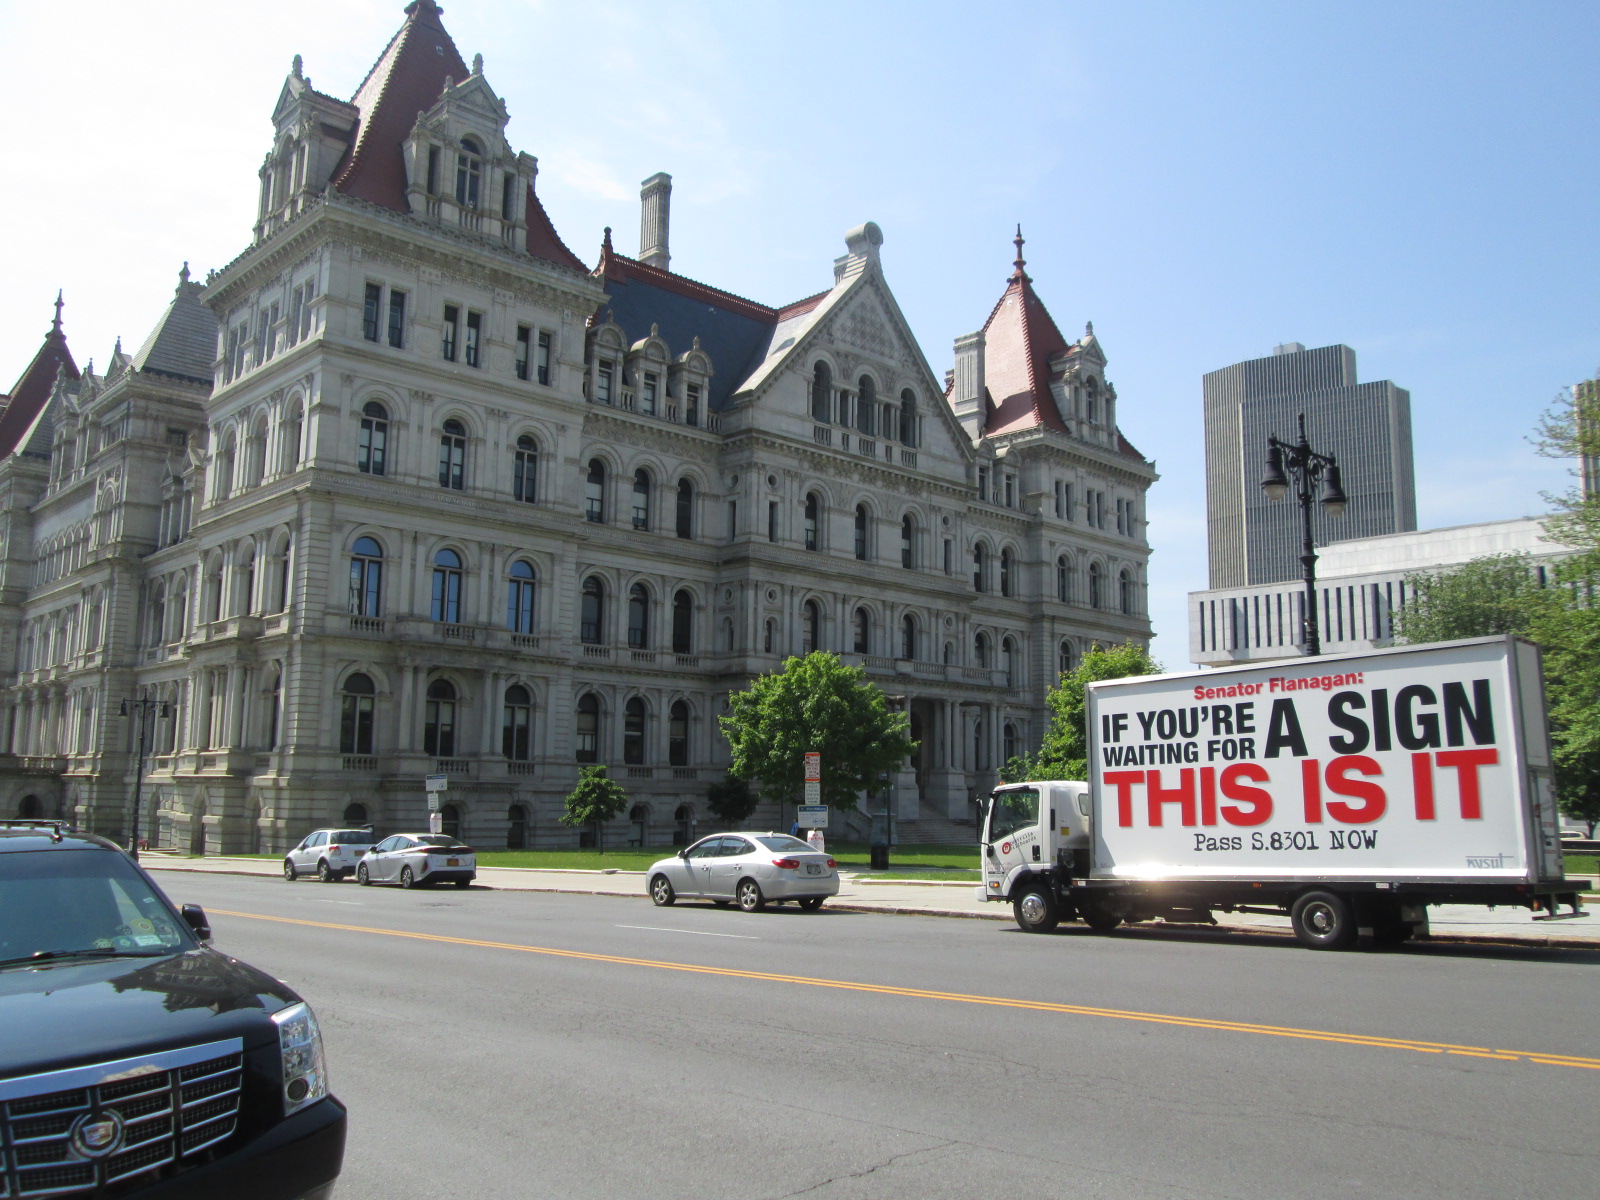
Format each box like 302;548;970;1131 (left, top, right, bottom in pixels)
1013;886;1060;933
1291;890;1356;950
1080;899;1123;933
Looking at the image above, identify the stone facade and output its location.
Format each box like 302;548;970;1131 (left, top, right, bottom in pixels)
0;1;1155;853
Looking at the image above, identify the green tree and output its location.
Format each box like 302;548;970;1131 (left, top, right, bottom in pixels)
1031;643;1162;781
720;652;916;814
558;764;630;854
704;775;758;828
1534;381;1600;553
1389;553;1555;644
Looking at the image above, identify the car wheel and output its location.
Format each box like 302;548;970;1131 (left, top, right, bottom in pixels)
1014;885;1061;932
799;896;825;911
283;859;297;882
650;874;676;906
454;879;471;889
1291;890;1356;950
400;866;416;889
736;878;765;913
357;863;370;886
317;860;334;883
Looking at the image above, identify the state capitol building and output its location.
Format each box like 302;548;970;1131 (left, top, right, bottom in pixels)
0;0;1154;853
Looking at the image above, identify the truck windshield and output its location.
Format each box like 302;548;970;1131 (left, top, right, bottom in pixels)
987;788;1039;844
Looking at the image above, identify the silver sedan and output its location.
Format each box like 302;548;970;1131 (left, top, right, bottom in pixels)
356;834;476;888
647;833;839;912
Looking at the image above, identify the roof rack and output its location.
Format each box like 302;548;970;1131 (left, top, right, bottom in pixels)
0;818;74;841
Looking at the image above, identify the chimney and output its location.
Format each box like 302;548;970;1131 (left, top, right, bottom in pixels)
639;172;672;271
951;331;986;439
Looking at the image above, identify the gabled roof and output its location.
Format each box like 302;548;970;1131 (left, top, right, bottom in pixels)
131;265;217;384
332;0;466;209
595;233;786;410
0;296;78;459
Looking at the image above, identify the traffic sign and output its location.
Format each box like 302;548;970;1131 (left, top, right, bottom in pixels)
797;804;829;829
425;774;449;793
803;752;821;782
803;780;821;805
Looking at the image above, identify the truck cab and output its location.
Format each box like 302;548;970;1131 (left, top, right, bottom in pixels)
980;781;1090;907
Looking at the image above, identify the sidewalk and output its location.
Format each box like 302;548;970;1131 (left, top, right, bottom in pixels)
146;856;1600;950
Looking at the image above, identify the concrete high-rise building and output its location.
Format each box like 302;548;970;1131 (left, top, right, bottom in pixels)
1203;342;1415;588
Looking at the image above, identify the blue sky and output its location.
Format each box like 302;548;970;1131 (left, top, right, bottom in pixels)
2;0;1595;661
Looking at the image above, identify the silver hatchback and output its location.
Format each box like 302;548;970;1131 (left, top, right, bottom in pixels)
647;833;839;912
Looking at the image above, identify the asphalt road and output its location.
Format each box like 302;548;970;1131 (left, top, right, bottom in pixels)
163;872;1600;1200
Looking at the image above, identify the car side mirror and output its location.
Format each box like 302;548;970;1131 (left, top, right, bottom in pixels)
678;849;688;859
181;904;212;943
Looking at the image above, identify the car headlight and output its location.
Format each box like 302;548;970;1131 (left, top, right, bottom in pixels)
272;1001;330;1115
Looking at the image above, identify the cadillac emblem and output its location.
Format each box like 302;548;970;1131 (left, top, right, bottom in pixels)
69;1110;126;1159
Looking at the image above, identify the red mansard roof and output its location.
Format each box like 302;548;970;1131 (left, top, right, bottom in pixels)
331;1;584;272
0;299;78;459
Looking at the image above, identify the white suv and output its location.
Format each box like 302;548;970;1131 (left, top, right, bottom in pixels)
285;828;376;883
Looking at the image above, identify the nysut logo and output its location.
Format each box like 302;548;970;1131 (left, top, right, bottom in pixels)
69;1109;126;1160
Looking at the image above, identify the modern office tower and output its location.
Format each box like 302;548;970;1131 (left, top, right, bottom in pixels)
1203;342;1415;588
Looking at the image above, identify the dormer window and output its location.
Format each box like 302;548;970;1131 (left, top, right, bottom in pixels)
427;146;440;194
456;138;483;208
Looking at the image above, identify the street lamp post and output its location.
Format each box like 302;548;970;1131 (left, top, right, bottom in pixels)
119;693;170;861
1260;413;1348;656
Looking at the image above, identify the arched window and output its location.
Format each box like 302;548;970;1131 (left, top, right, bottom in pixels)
282;400;304;471
676;478;694;539
205;558;224;623
575;694;600;762
628;583;650;649
975;632;991;668
1089;562;1103;609
431;548;463;624
804;492;820;551
1002;636;1017;688
1056;555;1070;603
507;803;528;850
631;469;652;530
853;607;871;654
438;419;466;490
506;560;536;633
358;402;388;475
348;537;382;620
265;666;282;751
973;544;987;593
857;376;876;435
215;433;236;500
900;390;918;447
513;435;538;503
671;589;693;654
811;361;832;423
854;505;869;561
901;614;916;661
440;803;461;840
148;585;166;648
943;640;954;665
502;684;532;761
343;802;368;825
901;516;915;568
763;618;775;654
340;673;375;755
668;700;689;766
585;459;605;522
1120;568;1134;615
623;697;647;765
580;576;605;645
802;600;820;654
424;679;457;756
1058;639;1075;679
455;136;482;208
246;418;268;488
1003;721;1019;765
236;547;256;616
1000;548;1014;597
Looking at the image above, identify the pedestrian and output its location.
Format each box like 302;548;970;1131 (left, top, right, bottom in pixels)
790;820;801;838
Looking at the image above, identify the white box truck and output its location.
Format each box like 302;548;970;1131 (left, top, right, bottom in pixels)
979;636;1591;948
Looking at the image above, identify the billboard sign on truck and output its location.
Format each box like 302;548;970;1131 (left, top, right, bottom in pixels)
1086;636;1564;883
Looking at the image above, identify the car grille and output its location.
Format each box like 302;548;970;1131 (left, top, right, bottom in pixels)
0;1039;243;1198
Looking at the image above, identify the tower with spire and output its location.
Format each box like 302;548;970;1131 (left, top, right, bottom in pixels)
0;1;1154;852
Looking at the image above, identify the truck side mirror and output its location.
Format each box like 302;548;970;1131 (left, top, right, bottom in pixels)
985;844;996;858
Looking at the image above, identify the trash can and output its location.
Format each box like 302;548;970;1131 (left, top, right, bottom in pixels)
870;843;889;870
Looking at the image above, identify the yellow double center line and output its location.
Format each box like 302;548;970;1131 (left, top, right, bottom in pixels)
215;909;1600;1072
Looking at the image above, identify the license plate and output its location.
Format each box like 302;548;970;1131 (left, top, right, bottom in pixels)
446;858;459;866
805;864;823;875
